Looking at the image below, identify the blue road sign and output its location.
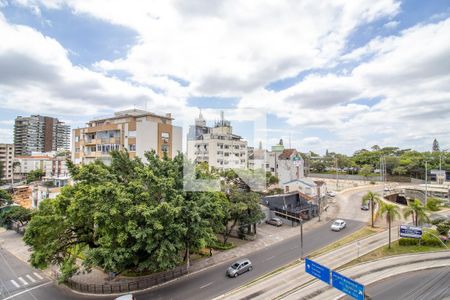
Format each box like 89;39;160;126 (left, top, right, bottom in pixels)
305;258;330;284
332;271;364;300
399;225;422;239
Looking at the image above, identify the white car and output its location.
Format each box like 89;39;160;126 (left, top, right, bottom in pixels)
328;191;336;197
331;219;346;231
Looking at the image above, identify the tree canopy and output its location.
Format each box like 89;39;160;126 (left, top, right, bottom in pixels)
24;151;264;280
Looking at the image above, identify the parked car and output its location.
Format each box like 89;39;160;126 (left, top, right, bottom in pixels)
266;217;283;227
331;219;346;231
361;203;369;210
328;191;336;197
226;259;253;277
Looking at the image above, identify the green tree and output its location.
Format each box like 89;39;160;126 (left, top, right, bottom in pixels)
0;189;13;207
359;165;373;180
392;166;407;176
425;198;443;211
266;172;279;185
26;169;45;183
432;138;440;152
380;203;401;249
362;191;381;228
0;206;32;227
403;199;429;226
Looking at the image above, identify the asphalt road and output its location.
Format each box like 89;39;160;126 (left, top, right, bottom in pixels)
355;267;450;300
0;245;93;300
0;187;373;300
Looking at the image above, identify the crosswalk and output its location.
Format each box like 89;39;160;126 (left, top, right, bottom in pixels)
7;272;45;289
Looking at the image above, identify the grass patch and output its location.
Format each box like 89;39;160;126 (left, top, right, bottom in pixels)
339;240;449;270
308;226;380;258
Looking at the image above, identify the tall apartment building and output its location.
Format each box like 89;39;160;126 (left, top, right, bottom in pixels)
0;144;14;182
72;109;182;165
187;112;248;170
14;115;70;156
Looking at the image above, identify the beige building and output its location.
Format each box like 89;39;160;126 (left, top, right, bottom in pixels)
72;109;182;165
187;113;248;170
0;143;14;182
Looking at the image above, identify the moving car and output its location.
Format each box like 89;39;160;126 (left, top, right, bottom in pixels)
266;217;283;227
361;203;369;210
328;191;336;197
331;219;346;231
226;259;253;277
114;294;136;300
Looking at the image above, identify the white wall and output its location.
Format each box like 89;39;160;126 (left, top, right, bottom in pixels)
136;119;158;159
172;126;183;157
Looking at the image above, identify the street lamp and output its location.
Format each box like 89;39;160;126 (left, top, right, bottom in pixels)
300;216;304;259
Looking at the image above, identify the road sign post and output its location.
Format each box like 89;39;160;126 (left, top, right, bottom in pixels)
332;271;365;300
305;258;331;284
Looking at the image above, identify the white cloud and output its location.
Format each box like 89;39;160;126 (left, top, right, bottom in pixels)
383;20;399;29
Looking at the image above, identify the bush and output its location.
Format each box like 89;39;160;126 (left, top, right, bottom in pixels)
210;241;234;250
399;238;419;246
436;223;450;236
421;232;445;247
370;181;375;185
431;217;446;226
425;198;443;211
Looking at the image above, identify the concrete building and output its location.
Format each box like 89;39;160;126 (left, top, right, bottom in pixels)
0;143;14;182
187;112;248;170
248;143;266;170
72;109;182;165
277;149;305;185
14;152;70;181
265;139;285;175
14;115;70;156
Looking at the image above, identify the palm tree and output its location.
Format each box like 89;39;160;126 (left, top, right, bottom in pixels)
362;191;381;228
380;202;401;249
403;199;429;226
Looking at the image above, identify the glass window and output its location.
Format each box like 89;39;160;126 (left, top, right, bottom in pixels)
129;144;136;151
161;144;169;153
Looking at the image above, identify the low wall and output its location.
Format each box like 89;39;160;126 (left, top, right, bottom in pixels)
66;266;188;294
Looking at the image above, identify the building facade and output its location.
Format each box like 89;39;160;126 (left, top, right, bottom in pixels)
187;112;248;170
14;115;70;156
277;149;305;185
0;143;14;182
72;109;182;165
14;152;70;181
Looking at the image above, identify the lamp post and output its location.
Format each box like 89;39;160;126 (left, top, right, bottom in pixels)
300;217;304;259
425;160;428;205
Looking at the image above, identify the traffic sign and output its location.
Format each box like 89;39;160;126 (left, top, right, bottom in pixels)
332;271;364;300
305;258;330;284
399;225;422;239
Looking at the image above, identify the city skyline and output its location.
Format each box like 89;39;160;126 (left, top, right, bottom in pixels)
0;1;449;155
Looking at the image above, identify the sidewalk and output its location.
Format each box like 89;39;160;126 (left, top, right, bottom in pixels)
283;251;450;299
215;226;401;300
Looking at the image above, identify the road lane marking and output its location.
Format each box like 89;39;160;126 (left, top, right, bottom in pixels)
10;280;20;288
17;277;28;285
33;272;44;280
3;281;51;300
26;274;36;283
200;281;214;289
264;255;275;261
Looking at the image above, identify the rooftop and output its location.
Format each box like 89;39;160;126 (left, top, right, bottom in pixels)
90;109;173;122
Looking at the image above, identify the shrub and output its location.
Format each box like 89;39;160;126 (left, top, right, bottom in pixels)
436;223;450;236
421;232;445;247
399;238;419;246
210;241;234;250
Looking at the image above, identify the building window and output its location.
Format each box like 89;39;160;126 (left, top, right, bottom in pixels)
161;144;169;153
161;132;170;143
129;144;136;151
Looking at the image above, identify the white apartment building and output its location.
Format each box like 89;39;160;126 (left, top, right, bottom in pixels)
187;112;248;170
73;109;182;165
14;152;70;180
0;143;14;182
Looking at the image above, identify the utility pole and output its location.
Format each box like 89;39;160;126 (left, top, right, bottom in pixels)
425;161;428;205
300;217;304;259
335;157;339;191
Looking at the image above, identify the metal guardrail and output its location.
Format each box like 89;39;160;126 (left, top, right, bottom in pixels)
66;266;187;294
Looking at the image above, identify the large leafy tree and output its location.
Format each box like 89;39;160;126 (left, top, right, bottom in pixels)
0;206;32;227
25;151;228;280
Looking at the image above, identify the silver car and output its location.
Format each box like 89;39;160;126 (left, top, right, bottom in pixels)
331;219;346;231
226;259;253;277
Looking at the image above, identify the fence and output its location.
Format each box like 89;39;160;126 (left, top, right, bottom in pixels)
66;266;187;294
309;173;412;183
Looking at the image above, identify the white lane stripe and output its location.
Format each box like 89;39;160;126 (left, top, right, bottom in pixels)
33;272;44;280
264;255;275;262
18;277;28;285
3;281;52;300
200;281;214;289
26;274;36;283
10;279;20;288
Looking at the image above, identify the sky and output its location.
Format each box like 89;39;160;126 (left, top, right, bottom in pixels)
0;0;449;155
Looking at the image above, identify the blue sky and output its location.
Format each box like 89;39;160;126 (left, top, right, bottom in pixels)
0;0;449;154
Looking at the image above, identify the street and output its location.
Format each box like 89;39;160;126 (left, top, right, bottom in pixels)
359;266;450;300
